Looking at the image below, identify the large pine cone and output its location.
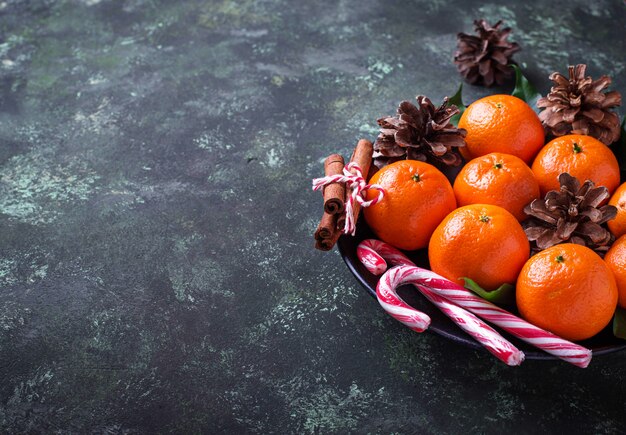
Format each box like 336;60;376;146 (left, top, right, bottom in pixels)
523;172;617;256
373;96;466;169
537;64;622;145
454;19;520;87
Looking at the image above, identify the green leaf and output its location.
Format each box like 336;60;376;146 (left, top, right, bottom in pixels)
448;83;465;126
462;277;515;306
510;65;541;111
613;306;626;340
613;115;626;171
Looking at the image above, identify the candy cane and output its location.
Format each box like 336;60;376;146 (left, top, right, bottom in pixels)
376;265;431;333
358;239;592;368
374;249;524;365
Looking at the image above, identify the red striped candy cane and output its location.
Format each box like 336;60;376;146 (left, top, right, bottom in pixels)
358;239;592;368
377;266;431;333
374;249;524;365
356;242;388;275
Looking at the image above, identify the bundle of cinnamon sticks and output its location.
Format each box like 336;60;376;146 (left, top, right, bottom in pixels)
314;139;374;251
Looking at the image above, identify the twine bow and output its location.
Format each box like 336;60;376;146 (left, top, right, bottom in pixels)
312;162;385;235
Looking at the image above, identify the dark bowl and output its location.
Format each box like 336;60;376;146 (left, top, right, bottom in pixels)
337;162;626;360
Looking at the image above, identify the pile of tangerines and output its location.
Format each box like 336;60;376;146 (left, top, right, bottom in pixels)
363;94;626;342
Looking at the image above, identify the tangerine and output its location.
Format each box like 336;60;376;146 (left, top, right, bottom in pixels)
453;152;540;221
363;160;456;251
608;182;626;239
604;235;626;309
531;134;620;196
458;94;544;163
428;204;530;291
516;243;618;341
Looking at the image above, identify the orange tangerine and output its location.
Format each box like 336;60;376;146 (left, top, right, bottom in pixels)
458;94;544;163
364;160;456;251
453;152;540;221
517;244;618;341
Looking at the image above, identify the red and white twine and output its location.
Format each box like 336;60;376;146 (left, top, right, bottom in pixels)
312;162;385;235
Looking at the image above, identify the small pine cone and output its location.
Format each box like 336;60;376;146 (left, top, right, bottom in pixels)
454;19;520;87
537;64;622;145
373;96;466;170
523;172;617;257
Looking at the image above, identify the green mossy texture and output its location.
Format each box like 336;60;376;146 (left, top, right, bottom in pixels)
0;0;625;432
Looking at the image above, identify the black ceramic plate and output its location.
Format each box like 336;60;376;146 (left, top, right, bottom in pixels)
337;163;626;360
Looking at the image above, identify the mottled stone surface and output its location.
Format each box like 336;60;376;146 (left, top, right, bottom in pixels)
0;0;626;432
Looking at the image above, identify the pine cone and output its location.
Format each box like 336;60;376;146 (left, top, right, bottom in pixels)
373;96;466;170
454;19;520;87
523;173;617;256
537;64;622;145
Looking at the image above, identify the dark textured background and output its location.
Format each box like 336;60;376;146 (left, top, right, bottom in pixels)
1;0;626;433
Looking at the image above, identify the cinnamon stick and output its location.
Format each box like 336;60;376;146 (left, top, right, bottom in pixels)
346;139;374;229
315;228;342;251
314;212;337;241
336;214;346;231
367;163;378;181
322;154;345;215
314;212;341;251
